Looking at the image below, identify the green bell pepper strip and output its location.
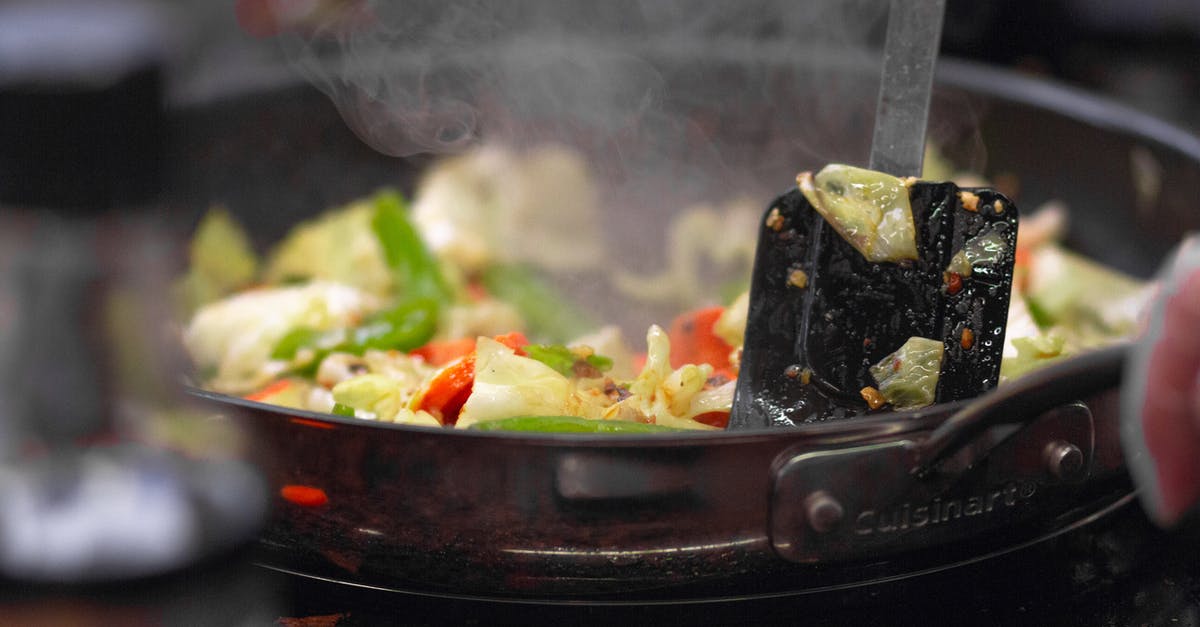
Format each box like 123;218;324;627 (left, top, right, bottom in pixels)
270;190;448;370
468;415;687;434
331;402;357;417
348;297;439;353
370;189;452;303
524;344;613;377
271;327;325;361
271;297;440;374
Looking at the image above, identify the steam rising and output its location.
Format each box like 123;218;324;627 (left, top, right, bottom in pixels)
279;0;894;161
276;0;953;329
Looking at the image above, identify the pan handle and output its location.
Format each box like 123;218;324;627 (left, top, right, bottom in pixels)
911;343;1129;477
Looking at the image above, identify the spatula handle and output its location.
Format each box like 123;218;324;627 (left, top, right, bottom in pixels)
868;0;947;178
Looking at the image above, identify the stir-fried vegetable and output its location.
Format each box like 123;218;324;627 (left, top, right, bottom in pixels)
868;336;945;410
264;200;391;295
371;190;453;304
183;145;1153;432
184;281;380;394
480;264;595;343
174;208;259;314
667;306;736;378
797;164;919;263
524;343;613;378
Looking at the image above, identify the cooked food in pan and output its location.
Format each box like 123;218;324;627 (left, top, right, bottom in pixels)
179;145;1149;432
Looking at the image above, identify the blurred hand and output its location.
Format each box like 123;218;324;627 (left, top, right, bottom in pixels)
1124;234;1200;527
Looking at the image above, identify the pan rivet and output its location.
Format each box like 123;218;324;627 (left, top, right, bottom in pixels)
1045;441;1084;480
804;491;844;533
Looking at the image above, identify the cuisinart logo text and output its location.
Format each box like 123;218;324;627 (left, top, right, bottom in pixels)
853;481;1038;536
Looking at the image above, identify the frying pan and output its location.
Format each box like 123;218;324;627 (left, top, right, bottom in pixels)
172;49;1200;601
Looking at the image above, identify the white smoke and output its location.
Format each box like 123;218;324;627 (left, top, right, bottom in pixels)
277;0;893;160
268;0;1000;331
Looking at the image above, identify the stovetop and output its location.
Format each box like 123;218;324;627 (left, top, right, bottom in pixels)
269;504;1200;626
4;502;1196;626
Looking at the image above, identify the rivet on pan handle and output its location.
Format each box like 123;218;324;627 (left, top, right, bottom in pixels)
910;343;1126;477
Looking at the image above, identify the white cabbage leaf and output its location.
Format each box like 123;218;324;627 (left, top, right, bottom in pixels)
264;202;393;297
412;144;603;274
332;374;440;426
183;281;379;394
455;336;574;429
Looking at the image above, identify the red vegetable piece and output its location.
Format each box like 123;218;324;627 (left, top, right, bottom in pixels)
419;355;476;425
667;306;735;371
692;411;731;429
492;331;529;355
411;337;476;366
244;379;291;402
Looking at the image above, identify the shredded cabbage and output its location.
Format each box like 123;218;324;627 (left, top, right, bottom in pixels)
603;325;724;430
455;337;575;429
264;201;393;297
183;282;379;394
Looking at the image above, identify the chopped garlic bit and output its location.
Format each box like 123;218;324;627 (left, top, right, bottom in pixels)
860;386;886;410
788;268;809;289
765;207;785;231
959;190;980;212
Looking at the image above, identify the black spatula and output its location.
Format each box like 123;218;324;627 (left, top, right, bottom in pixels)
729;0;1019;429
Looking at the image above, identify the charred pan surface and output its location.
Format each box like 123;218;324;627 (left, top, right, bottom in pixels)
732;182;1018;428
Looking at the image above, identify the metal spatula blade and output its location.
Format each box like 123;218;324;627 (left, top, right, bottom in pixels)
729;0;1019;429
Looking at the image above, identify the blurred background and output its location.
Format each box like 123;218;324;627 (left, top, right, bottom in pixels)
943;0;1199;133
0;0;1197;625
161;0;1200;131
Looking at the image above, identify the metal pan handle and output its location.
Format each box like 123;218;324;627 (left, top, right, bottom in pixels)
911;343;1128;477
770;344;1128;564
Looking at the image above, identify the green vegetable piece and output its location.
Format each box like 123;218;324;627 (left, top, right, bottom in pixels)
480;264;596;343
263;201;392;295
267;191;448;372
869;336;945;409
268;326;347;375
349;297;439;353
331;373;408;421
469;415;686;434
371;190;451;303
175;208;259;313
945;228;1010;279
271;327;326;360
331;403;357;417
586;354;614;372
999;334;1068;381
269;298;438;377
525;344;613;377
798;164;919;263
1025;244;1146;335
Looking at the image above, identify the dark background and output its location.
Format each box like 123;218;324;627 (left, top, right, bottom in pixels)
942;0;1199;134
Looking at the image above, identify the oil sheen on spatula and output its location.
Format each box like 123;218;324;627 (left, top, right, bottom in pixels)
730;165;1018;428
